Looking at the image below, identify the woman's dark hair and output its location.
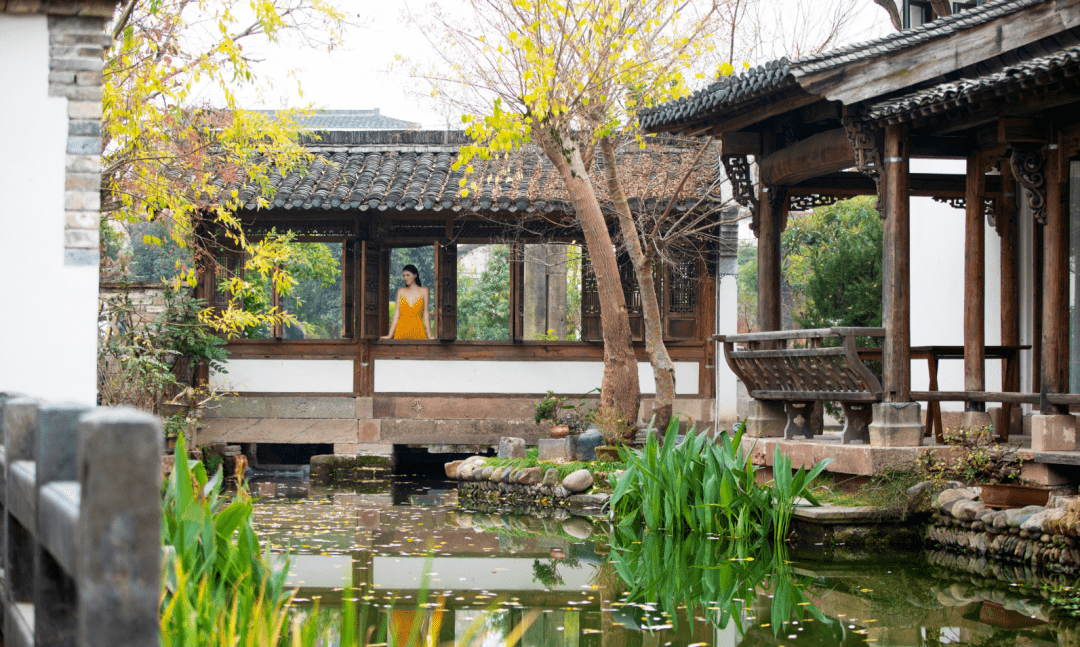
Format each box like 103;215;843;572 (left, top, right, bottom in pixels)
402;264;422;287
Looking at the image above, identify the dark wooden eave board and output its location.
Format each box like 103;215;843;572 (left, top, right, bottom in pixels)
906;81;1080;137
789;172;1001;199
797;0;1080;105
658;88;818;137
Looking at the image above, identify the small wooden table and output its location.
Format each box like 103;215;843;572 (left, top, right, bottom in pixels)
857;345;1029;442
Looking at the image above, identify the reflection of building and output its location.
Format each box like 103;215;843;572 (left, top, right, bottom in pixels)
198;128;740;455
0;0;118;404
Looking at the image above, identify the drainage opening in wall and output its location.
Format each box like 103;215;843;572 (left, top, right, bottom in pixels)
253;443;334;467
394;445;495;478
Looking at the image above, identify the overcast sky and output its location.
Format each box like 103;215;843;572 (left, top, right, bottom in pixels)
233;0;894;129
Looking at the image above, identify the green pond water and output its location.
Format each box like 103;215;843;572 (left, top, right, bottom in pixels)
249;475;1080;647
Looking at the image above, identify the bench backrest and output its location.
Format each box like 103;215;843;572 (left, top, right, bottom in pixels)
715;327;885;402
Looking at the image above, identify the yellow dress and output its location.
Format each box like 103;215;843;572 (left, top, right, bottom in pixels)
394;293;428;339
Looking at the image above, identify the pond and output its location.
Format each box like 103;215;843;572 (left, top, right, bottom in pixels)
249;474;1080;647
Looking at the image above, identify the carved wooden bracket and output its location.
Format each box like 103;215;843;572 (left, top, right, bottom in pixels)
841;114;883;213
1007;145;1047;225
789;194;840;212
721;153;759;231
984;196;998;232
932;196;966;209
767;185;790;230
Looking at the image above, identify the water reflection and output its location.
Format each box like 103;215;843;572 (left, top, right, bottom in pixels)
249;476;1080;646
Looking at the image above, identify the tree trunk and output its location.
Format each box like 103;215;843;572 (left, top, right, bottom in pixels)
536;129;640;431
599;137;675;433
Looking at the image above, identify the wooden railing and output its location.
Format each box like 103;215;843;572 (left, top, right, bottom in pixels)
0;393;160;647
714;327;885;443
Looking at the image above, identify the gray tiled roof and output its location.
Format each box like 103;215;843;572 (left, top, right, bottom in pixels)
254;109;422;130
638;0;1039;132
864;45;1080;121
223;131;714;214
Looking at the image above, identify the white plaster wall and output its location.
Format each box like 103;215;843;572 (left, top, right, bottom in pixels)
715;273;739;423
374;360;700;395
211;359;354;393
909;159;1002;411
0;18;99;405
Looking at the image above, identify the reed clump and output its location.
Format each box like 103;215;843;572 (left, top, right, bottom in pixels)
610;419;831;543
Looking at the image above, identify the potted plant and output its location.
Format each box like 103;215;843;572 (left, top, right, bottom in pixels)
533;390;596;439
917;425;1048;508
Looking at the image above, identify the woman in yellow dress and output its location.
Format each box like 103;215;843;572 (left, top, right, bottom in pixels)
382;264;433;340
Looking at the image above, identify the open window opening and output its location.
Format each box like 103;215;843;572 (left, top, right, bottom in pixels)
457;244;510;340
217;239;346;339
387;245;436;336
519;244;583;341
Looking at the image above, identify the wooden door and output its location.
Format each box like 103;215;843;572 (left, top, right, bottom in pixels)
435;242;458;341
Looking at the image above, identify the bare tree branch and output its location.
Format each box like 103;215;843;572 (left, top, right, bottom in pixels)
872;0;903;31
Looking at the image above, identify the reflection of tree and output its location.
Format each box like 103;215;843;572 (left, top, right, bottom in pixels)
531;556;580;590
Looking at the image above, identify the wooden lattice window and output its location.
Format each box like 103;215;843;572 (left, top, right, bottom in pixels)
581;254;602;341
664;258;700;340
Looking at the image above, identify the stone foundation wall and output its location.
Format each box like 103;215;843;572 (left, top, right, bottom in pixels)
929;487;1080;574
199;394;715;451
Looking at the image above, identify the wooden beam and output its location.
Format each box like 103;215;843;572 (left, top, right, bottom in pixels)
1042;135;1069;413
964;151;987;408
720;131;761;156
882;124;912;403
702;91;821;138
788;172;1002;198
910;136;973;159
800;0;1080;104
758;128;854;187
998;117;1050;144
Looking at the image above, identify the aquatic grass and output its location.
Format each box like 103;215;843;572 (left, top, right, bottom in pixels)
610;418;831;541
161;433;332;646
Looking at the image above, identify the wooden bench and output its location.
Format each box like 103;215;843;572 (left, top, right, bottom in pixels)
715;327;886;443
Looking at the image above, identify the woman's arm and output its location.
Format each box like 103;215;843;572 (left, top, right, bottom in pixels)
381;288;402;339
422;287;433;339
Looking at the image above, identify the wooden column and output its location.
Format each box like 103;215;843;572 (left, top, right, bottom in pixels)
1033;223;1044;393
964;152;986;410
434;242;458;341
509;241;525;341
378;248;391;337
999;161;1020;434
756;186;784;333
882;124;911;403
1042;136;1068;413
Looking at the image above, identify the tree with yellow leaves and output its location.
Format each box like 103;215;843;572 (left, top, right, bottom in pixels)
406;0;724;433
103;0;347;336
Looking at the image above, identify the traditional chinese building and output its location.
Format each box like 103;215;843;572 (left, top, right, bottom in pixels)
641;0;1080;483
198;129;740;462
